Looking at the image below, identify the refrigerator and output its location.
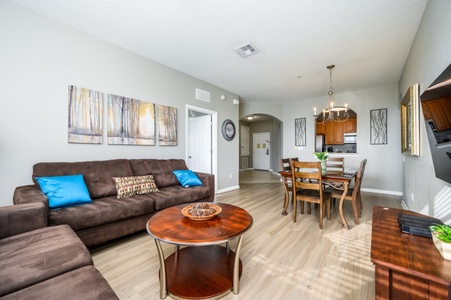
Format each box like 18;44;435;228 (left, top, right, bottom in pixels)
315;135;325;152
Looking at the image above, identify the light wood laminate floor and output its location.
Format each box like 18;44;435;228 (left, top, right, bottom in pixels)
91;172;402;300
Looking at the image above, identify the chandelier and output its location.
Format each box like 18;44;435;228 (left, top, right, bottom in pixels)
314;64;349;124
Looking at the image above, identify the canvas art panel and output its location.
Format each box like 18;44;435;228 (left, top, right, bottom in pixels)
370;108;388;145
68;85;103;144
295;117;306;146
107;94;156;145
158;105;177;146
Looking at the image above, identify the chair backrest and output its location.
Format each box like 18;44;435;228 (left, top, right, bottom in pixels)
352;159;367;197
280;158;292;172
291;161;324;196
289;157;299;171
326;157;344;174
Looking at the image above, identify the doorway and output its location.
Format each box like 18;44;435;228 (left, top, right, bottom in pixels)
186;105;218;190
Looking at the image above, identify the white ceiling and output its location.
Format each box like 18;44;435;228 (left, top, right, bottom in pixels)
8;0;428;104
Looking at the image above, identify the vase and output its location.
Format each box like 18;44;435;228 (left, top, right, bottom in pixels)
320;160;327;175
432;232;451;260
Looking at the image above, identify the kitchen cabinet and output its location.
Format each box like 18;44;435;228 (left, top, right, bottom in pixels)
421;102;432;120
344;117;356;133
325;121;343;145
423;96;451;132
316;123;326;135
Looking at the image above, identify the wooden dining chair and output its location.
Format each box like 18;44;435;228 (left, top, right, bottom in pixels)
280;158;292;172
326;157;344;174
291;161;332;229
325;159;367;224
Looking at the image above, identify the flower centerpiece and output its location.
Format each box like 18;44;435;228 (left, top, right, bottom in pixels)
429;223;451;260
314;151;328;175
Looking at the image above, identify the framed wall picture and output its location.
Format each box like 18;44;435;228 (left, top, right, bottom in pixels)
68;85;104;144
158;105;177;146
370;108;387;145
295;117;306;146
401;83;420;156
107;94;156;145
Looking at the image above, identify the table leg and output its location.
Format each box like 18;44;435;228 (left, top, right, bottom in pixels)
154;239;167;299
339;182;350;229
233;235;244;294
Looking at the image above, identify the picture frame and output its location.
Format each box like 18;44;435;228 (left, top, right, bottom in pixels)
107;94;156;145
401;83;420;156
68;85;104;144
157;105;177;146
295;117;306;146
370;108;387;145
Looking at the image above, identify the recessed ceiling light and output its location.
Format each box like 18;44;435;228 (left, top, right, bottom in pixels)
247;116;254;120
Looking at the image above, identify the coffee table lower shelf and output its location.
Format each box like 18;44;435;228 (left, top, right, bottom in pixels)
162;245;242;300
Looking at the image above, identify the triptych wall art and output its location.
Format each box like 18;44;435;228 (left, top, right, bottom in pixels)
68;85;177;146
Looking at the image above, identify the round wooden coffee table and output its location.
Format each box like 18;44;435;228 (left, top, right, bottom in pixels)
147;202;253;300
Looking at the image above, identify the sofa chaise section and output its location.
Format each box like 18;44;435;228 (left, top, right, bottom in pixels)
0;202;118;299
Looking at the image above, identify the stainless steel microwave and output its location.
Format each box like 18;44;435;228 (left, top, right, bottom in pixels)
344;133;357;143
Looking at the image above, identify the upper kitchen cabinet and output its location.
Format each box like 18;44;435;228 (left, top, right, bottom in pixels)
325;121;344;145
344;117;357;133
316;122;326;135
423;96;451;132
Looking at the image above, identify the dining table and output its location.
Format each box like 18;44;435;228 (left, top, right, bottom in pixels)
279;169;356;229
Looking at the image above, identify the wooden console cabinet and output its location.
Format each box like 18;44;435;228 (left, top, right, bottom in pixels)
371;206;451;300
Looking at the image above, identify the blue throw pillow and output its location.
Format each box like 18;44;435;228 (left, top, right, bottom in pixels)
172;170;203;187
35;174;92;209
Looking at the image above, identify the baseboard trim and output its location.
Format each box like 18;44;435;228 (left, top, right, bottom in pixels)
401;201;409;210
361;188;403;196
216;185;240;194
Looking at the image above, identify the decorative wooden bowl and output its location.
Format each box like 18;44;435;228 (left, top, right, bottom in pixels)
181;203;222;221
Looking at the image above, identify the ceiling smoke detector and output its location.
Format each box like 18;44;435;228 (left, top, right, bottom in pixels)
234;43;259;58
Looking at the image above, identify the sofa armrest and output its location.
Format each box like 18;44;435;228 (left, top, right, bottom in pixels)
0;202;47;239
14;184;49;207
195;172;215;202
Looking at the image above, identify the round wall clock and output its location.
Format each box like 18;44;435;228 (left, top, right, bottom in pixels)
221;119;236;141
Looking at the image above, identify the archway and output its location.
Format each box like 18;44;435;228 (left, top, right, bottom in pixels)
239;114;283;183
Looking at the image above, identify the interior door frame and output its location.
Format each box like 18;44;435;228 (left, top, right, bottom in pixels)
185;105;218;192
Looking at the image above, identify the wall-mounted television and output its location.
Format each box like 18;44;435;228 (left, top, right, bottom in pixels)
420;64;451;184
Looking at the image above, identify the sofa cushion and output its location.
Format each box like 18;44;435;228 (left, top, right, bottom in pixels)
112;175;159;199
35;174;92;209
33;159;134;199
129;159;188;188
48;195;156;231
147;185;211;210
1;265;118;300
0;225;92;297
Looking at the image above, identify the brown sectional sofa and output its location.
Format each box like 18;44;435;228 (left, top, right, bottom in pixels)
13;158;215;247
0;202;118;299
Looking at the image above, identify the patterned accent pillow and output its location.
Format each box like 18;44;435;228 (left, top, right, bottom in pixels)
112;175;159;199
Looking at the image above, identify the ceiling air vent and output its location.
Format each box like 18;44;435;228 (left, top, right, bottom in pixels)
234;43;259;58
